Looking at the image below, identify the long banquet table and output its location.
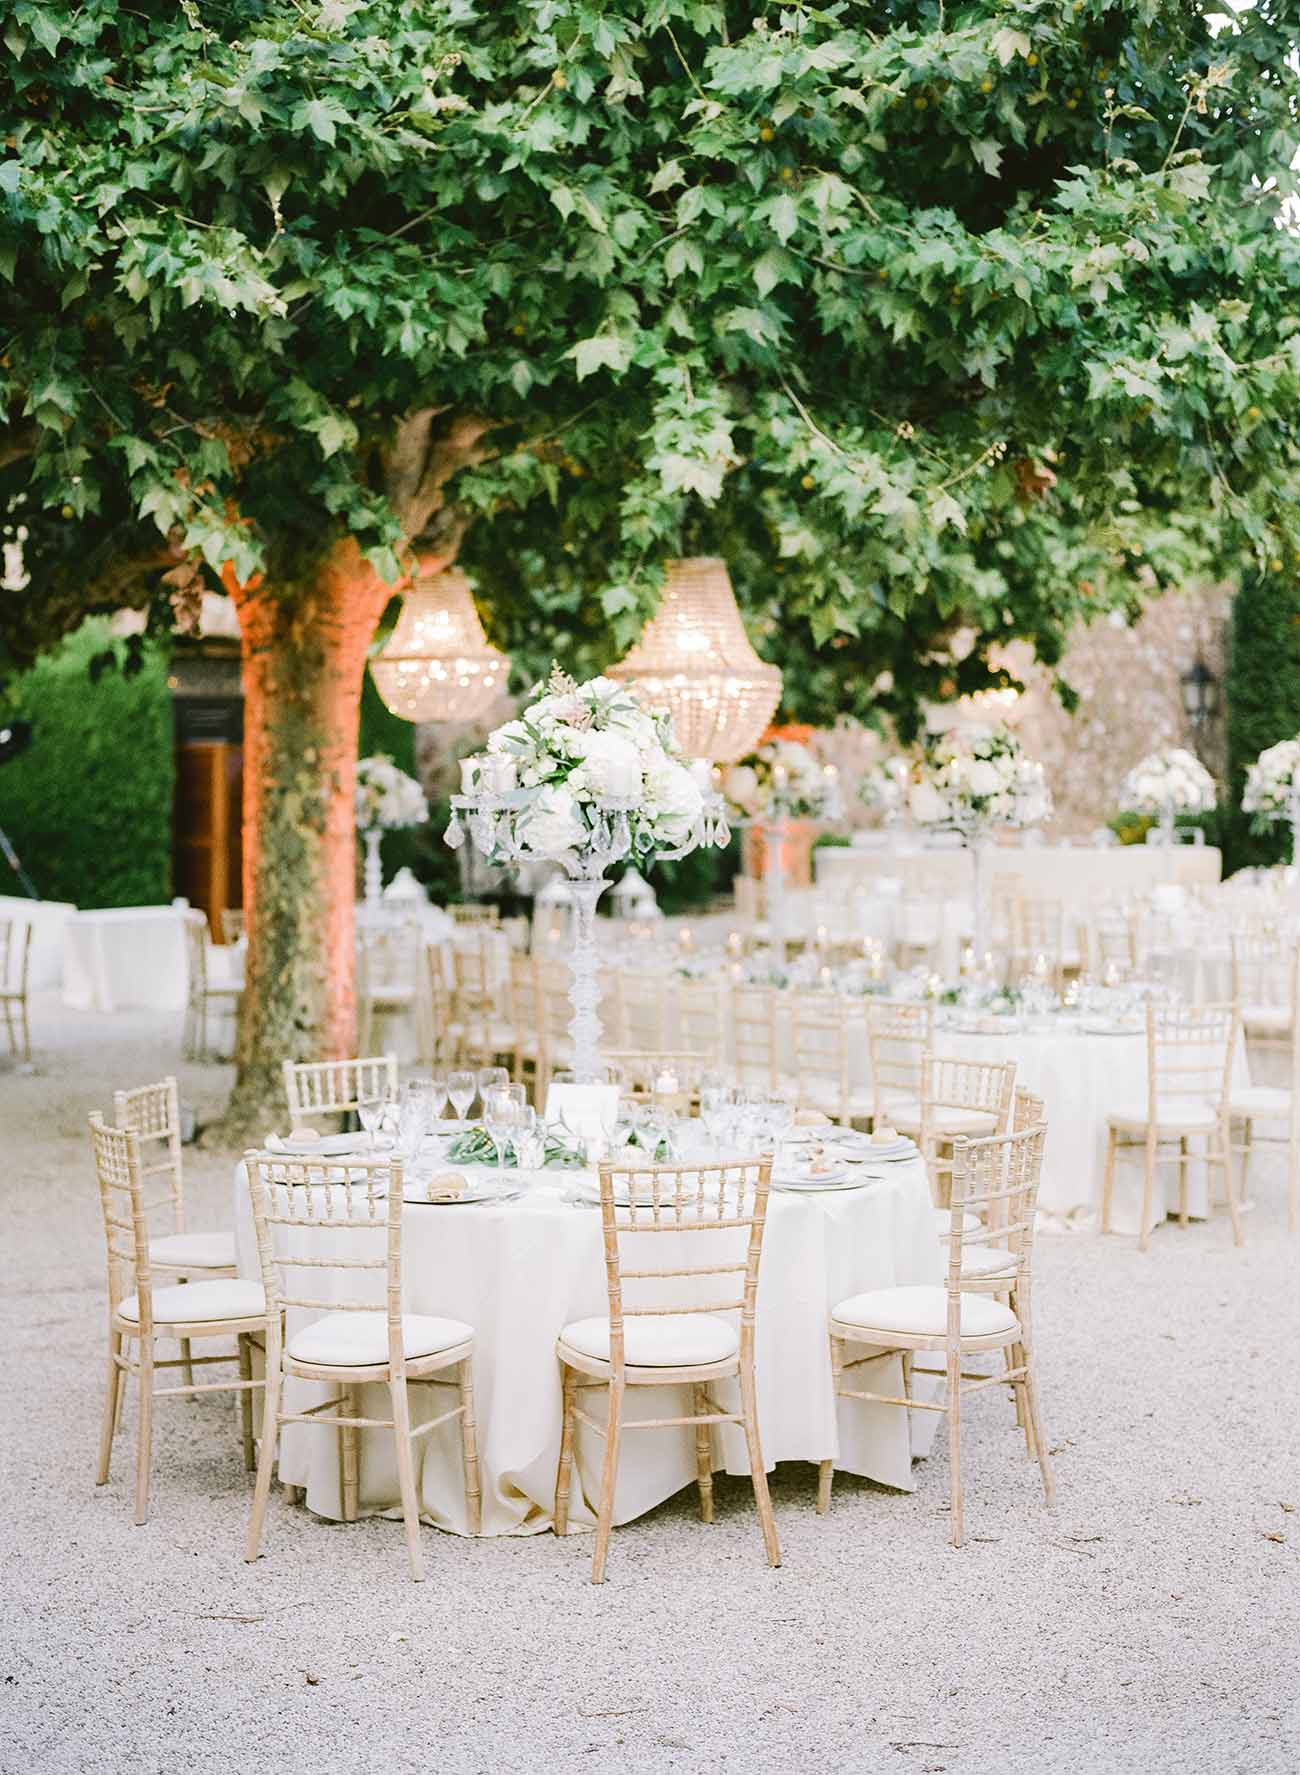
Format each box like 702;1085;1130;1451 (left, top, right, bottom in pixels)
233;1156;942;1536
814;840;1223;909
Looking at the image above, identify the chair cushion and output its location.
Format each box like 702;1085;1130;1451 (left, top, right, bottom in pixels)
1227;1085;1293;1118
149;1231;238;1271
287;1312;473;1368
831;1284;1018;1341
1107;1097;1219;1132
887;1100;995;1136
559;1313;739;1369
1241;1005;1291;1036
801;1078;874;1115
117;1279;265;1324
959;1244;1019;1279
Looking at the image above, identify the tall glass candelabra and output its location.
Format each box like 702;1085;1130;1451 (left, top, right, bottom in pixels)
447;790;728;1082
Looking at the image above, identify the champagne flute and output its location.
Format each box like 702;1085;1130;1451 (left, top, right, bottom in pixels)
358;1094;386;1151
429;1072;450;1124
483;1087;515;1172
448;1070;476;1127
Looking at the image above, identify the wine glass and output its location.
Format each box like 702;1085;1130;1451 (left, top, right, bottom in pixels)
398;1082;429;1159
358;1094;387;1151
765;1089;796;1167
513;1105;542;1173
477;1066;509;1114
448;1070;476;1127
428;1072;449;1123
483;1087;515;1172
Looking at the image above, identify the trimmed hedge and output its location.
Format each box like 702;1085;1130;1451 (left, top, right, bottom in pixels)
1223;572;1300;874
0;620;175;907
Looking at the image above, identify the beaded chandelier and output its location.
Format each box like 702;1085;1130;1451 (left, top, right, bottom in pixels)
370;564;508;723
607;557;782;763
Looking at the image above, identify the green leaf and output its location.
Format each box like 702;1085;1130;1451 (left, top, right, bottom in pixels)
991;27;1032;66
567;334;632;379
768;193;799;244
970;139;1003;178
0;161;20;195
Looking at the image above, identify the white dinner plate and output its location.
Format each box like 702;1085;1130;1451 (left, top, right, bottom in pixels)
270;1132;367;1157
402;1180;520;1206
773;1174;869;1194
774;1164;851;1187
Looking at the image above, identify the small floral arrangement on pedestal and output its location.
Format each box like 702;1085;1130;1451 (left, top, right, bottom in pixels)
455;668;708;864
858;754;911;818
908;724;1052;835
723;736;842;823
1120;747;1216;819
355;756;428;831
1242;738;1300;828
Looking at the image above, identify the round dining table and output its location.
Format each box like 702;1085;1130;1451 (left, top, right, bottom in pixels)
232;1154;942;1536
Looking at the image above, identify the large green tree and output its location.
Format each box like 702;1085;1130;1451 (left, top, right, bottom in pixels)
2;0;1299;1130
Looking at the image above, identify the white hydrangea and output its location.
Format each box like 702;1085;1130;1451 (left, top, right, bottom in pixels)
520;785;586;856
722;737;841;821
1242;737;1300;820
1120;748;1216;816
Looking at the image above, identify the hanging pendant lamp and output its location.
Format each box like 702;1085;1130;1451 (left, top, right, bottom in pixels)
607;556;781;763
369;562;509;723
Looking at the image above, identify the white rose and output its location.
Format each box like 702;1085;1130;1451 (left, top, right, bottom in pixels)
724;764;759;809
564;728;643;797
645;758;703;844
910;780;947;824
966;760;1001;797
522;785;587;856
487;719;529;755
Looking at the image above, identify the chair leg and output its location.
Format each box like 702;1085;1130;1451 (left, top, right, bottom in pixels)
19;996;31;1064
1138;1129;1158;1253
96;1331;123;1485
340;1385;361;1523
1012;1341;1035;1459
591;1380;625;1585
1177;1136;1189;1227
1022;1358;1055;1508
1101;1126;1118;1234
946;1347;963;1548
134;1344;155;1527
738;1361;781;1569
554;1364;578;1537
175;1276;194;1389
237;1334;255;1472
1220;1115;1243;1248
458;1358;482;1534
245;1348;283;1563
817;1332;844;1514
388;1376;426;1583
692;1384;714;1524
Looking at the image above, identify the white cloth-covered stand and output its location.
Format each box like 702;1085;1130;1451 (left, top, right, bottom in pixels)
233;1158;941;1535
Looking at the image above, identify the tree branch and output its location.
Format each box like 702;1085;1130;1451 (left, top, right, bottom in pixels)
385;410;499;541
0;424;37;471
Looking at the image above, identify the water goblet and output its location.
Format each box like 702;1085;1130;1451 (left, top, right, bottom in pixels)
477;1065;509;1116
357;1094;387;1151
428;1072;450;1123
483;1087;516;1172
448;1070;476;1127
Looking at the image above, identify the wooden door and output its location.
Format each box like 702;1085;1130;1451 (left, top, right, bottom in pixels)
173;741;242;936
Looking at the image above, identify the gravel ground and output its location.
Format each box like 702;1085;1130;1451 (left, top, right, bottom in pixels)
2;991;1298;1775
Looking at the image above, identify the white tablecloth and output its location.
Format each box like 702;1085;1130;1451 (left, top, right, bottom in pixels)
815;842;1222;909
62;905;192;1011
233;1158;941;1535
0;894;74;989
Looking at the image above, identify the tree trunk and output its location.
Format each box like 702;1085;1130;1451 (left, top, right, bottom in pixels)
213;539;393;1143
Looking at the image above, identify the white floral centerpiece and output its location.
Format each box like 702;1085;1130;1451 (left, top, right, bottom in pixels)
909;724;1052;837
448;668;725;1079
723;736;842;823
908;724;1052;957
355;755;428;906
1242;737;1300;905
858;754;911;820
1119;747;1215;845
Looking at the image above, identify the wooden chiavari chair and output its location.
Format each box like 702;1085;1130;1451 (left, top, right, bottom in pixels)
1091;903;1137;974
1007;896;1077;991
611;969;673;1052
554;1151;780;1583
730;985;783;1091
356;920;420;1056
789;993;873;1124
282;1054;399;1124
449;932;515;1070
507;950;542;1090
115;1076;237;1385
675;977;730;1065
916;1054;1018;1206
182;910;240;1061
864;999;934;1131
1230;930;1294;1051
91;1115;269;1524
420;940;458;1067
1101;1002;1240;1251
534;956;575;1099
1226;942;1300;1232
0;914;32;1063
243;1149;479;1582
818;1113;1053;1545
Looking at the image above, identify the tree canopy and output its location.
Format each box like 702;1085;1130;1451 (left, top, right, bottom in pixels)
3;0;1300;730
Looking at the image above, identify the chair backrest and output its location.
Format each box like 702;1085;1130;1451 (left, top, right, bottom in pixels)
535;957;573;1044
113;1076;184;1231
1012;1084;1045;1133
612;970;673;1050
921;1053;1018;1130
0;916;32;995
449;903;499;926
182;910;209;998
790;993;852;1107
1146;1002;1236;1116
1010;896;1065;958
282;1054;399;1120
219;908;246;946
594;1152;774;1378
1092;905;1137;970
89;1113;152;1327
508;951;538;1033
946;1118;1048;1308
244;1150;410;1371
1230;931;1292;1012
731;986;780;1088
675;977;729;1059
865;999;933;1118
